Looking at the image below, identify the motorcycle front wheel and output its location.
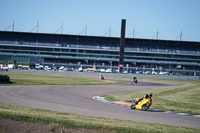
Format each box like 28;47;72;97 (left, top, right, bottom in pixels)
130;104;135;109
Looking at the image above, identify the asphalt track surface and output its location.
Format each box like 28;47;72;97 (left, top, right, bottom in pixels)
0;78;200;128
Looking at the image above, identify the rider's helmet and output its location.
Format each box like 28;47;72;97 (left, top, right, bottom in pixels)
148;92;153;97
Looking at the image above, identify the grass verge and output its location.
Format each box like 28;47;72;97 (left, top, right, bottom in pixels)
0;103;199;133
104;78;200;115
0;71;125;85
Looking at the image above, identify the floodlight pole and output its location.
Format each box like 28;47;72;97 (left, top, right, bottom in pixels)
180;30;182;41
85;25;87;36
12;20;15;31
109;26;111;37
156;28;159;40
61;23;63;34
37;22;39;33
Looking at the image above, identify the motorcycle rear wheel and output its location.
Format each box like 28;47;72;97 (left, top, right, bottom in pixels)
142;104;149;111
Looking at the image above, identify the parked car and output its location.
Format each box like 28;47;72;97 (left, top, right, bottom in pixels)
105;68;112;73
2;66;9;71
159;71;169;75
78;67;83;72
145;71;151;74
136;71;143;74
59;66;65;72
44;66;51;71
99;69;106;73
85;68;97;72
123;70;128;74
152;71;158;74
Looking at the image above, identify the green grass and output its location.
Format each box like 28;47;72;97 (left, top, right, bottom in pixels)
104;78;200;115
0;103;199;133
1;71;200;132
0;72;125;85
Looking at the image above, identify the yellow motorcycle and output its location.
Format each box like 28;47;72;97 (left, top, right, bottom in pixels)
130;97;152;111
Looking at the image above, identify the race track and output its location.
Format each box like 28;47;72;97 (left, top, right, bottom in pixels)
0;79;200;128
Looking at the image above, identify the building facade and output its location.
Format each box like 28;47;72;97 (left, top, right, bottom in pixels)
0;31;199;72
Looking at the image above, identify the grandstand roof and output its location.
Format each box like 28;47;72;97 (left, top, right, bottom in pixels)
0;31;199;47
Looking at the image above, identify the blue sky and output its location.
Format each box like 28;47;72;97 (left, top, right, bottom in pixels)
0;0;200;42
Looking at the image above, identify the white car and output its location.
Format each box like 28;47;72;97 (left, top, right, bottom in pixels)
44;66;51;71
123;70;128;74
2;66;9;71
145;71;151;74
78;67;83;72
100;69;106;73
152;71;158;74
59;66;65;71
159;71;169;75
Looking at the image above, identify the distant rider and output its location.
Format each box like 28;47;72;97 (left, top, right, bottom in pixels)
133;76;137;83
135;92;153;105
99;74;104;79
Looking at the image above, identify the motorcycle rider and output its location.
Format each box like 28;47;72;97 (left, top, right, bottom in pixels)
135;92;153;105
99;74;104;79
133;76;137;83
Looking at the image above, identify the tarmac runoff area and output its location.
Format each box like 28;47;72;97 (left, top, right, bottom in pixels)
0;78;200;129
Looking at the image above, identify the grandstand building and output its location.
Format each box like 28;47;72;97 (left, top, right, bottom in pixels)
0;31;199;72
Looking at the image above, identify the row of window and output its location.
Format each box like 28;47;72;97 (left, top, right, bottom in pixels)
0;53;199;65
0;56;28;62
1;42;199;54
1;45;199;61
